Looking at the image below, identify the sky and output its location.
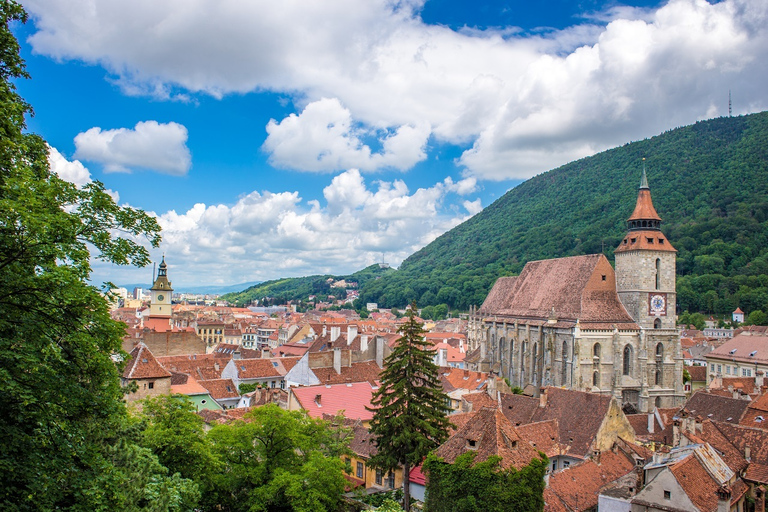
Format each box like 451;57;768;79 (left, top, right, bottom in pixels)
12;0;768;289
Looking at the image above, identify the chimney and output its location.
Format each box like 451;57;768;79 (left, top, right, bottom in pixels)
333;347;342;374
331;326;341;342
261;347;271;358
375;336;384;369
745;445;752;462
347;325;358;346
322;324;327;337
717;485;731;512
439;348;448;367
361;335;369;352
539;387;548;408
214;362;220;372
233;349;241;360
648;413;655;434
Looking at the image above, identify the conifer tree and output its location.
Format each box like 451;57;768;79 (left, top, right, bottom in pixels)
367;302;452;511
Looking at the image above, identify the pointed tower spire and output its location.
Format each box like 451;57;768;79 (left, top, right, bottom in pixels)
626;163;661;231
640;159;649;189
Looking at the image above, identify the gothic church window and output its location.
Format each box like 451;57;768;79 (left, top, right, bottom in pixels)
654;318;661;329
623;345;632;376
655;258;661;290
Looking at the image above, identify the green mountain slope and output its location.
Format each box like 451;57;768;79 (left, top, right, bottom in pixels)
222;264;394;307
357;112;768;317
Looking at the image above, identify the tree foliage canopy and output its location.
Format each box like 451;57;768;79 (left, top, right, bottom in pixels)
423;451;547;512
0;2;170;508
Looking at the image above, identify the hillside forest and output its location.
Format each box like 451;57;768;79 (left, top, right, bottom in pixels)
228;112;768;322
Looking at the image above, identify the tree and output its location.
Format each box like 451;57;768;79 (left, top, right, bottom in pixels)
205;404;350;512
140;395;217;487
0;2;163;507
367;302;452;511
423;451;547;512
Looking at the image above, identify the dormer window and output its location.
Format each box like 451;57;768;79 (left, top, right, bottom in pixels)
466;439;477;450
647;237;654;244
631;238;637;244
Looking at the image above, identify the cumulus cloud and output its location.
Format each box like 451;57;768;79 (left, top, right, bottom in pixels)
107;169;475;285
73;121;192;175
22;0;768;180
48;146;120;201
263;98;429;172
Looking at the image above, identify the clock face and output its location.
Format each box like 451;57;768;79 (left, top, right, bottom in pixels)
649;293;667;316
157;294;165;301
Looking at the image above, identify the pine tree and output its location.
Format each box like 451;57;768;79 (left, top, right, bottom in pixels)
367;302;452;511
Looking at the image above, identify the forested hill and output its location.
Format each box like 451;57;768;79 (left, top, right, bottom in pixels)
357;111;768;318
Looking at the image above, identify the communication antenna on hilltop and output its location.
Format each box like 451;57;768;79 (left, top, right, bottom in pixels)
729;90;732;117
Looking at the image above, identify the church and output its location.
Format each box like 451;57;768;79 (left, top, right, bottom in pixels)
466;170;685;413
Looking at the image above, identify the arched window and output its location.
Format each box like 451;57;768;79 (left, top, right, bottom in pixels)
499;337;506;373
655;396;662;408
593;371;600;387
654;318;661;329
655;258;661;290
561;341;569;385
593;343;601;360
655;369;661;386
623;345;632;376
531;342;538;380
656;343;664;359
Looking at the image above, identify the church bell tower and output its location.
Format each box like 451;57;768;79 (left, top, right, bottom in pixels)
614;167;677;329
149;256;173;318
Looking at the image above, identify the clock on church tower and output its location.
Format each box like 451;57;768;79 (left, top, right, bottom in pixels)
149;256;173;318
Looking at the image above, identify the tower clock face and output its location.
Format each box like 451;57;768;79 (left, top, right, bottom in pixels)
157;294;164;301
648;293;667;316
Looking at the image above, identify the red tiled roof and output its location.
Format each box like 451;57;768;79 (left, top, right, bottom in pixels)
291;382;376;421
311;361;382;385
123;343;172;380
434;407;542;470
709;334;768;364
198;378;239;399
547;450;635;511
479;254;637;326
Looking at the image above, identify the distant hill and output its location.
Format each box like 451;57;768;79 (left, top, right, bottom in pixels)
119;282;261;295
354;112;768;318
221;264;394;307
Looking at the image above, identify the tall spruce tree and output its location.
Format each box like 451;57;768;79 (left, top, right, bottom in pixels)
367;302;452;511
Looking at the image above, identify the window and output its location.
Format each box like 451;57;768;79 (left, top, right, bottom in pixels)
375;469;383;486
663;490;671;500
593;371;600;387
387;472;395;489
357;462;364;478
148;382;154;389
623;345;632;376
655;258;661;290
711;363;715;372
563;461;570;468
726;366;731;375
717;364;722;374
552;461;557;471
656;343;663;358
601;274;606;281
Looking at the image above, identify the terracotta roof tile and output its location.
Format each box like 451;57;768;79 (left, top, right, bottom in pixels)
434;407;542;470
198;378;239;399
682;390;750;424
547;450;635;511
122;343;172;380
311;361;382;385
479;254;637;325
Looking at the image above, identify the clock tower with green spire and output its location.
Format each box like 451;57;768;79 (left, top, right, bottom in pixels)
149;256;173;318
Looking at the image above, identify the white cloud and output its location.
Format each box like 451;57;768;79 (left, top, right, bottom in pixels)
48;146;92;186
73;121;192;175
263;98;429;172
48;146;120;201
104;169;476;285
21;0;768;180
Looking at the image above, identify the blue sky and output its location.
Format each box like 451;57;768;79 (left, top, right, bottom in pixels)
13;0;768;288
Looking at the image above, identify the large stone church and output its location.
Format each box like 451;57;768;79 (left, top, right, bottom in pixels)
466;170;685;413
